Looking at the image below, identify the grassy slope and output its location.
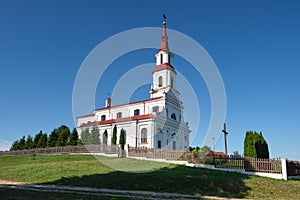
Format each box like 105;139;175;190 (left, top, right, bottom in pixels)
0;154;299;199
0;188;131;200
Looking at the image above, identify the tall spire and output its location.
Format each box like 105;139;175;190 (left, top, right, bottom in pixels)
160;14;169;51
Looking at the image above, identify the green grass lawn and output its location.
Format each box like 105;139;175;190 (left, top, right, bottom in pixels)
0;154;299;199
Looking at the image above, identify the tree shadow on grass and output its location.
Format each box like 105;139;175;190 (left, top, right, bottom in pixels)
41;165;251;198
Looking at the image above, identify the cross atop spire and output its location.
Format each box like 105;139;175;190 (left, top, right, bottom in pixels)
160;14;169;51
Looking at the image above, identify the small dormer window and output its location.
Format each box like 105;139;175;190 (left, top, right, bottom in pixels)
152;106;159;113
117;112;122;119
101;115;106;121
158;76;162;87
134;109;140;116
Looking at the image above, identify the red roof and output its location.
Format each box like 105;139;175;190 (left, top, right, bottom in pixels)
94;96;163;111
159;23;169;51
78;113;154;128
76;113;95;119
206;152;228;158
152;63;176;74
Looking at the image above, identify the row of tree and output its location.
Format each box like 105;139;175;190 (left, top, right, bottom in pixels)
80;125;126;149
10;125;80;151
244;131;269;159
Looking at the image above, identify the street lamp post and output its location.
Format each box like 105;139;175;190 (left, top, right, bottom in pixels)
212;137;216;165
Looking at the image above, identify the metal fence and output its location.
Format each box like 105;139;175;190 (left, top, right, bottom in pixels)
128;147;286;174
287;160;300;176
1;145;299;177
0;144;118;156
128;147;187;160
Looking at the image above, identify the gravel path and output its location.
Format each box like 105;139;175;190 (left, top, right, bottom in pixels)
0;180;244;200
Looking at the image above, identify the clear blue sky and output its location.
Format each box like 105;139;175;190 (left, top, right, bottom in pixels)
0;0;299;160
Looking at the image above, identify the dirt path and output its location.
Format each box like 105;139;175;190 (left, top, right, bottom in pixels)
0;180;244;200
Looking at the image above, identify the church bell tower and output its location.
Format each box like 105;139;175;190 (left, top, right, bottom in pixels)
150;16;179;98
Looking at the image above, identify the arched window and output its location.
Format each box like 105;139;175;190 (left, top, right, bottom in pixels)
141;128;147;143
171;113;176;120
171;77;174;88
101;115;106;121
160;54;163;64
158;76;162;87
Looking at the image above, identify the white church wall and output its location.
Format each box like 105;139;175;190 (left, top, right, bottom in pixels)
77;115;95;127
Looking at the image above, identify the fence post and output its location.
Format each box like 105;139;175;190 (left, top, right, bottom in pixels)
281;158;288;180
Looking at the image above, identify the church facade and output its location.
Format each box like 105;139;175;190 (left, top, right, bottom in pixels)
77;19;191;150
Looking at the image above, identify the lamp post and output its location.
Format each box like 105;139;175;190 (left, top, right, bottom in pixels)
212;137;216;165
212;137;215;153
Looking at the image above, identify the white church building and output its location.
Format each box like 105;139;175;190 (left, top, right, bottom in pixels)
77;19;191;150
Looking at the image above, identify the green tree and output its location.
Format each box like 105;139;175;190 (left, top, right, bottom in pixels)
244;131;269;158
56;125;70;146
111;125;117;145
33;131;44;148
69;128;79;146
119;128;126;149
48;129;59;147
10;140;20;151
81;128;90;145
90;126;100;144
201;145;212;153
18;136;26;150
103;129;108;145
25;135;33;149
37;133;47;148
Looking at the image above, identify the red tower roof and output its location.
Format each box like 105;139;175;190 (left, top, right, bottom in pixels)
152;63;176;74
159;21;169;51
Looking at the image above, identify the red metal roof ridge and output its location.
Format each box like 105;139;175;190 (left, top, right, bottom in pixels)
152;63;176;74
78;113;154;128
94;96;163;111
76;113;95;119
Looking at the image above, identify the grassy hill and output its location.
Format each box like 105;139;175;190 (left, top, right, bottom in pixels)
0;154;299;199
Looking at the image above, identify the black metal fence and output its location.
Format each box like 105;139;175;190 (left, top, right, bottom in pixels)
287;160;300;176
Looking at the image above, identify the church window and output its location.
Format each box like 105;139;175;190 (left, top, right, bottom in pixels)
158;140;161;148
171;133;176;139
141;128;147;143
172;141;176;150
134;109;140;116
152;106;159;113
158;76;162;87
171;77;174;88
168;54;171;64
117;112;122;119
171;113;176;120
101;115;106;121
160;54;163;64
